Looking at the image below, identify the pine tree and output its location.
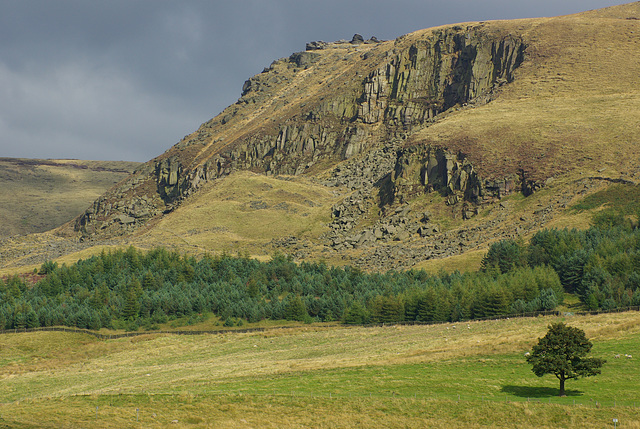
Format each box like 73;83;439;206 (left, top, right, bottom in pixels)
122;279;142;320
283;295;307;321
481;239;528;274
343;300;369;324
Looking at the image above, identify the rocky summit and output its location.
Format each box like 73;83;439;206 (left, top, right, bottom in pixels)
71;24;525;237
5;3;640;272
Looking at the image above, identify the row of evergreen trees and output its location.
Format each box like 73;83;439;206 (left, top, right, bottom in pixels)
1;245;563;330
1;210;637;331
481;213;640;310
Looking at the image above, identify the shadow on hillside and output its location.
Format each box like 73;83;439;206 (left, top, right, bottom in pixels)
501;385;583;398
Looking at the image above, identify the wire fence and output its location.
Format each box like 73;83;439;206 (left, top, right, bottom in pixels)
2;306;638;417
1;306;639;340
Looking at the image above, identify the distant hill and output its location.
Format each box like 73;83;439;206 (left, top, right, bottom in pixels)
0;158;139;238
3;3;640;273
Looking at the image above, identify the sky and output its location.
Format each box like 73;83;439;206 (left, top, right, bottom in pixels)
0;0;632;162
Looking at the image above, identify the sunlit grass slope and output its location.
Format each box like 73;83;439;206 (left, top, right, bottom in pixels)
412;9;640;184
1;312;639;427
0;159;138;237
132;171;342;260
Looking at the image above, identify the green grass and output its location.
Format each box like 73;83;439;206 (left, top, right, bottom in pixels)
204;341;640;407
4;393;639;429
571;184;640;215
0;313;639;427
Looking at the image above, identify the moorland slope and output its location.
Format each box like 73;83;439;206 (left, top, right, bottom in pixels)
0;158;138;238
2;3;640;272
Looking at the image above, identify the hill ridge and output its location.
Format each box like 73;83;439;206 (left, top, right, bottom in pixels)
3;3;639;272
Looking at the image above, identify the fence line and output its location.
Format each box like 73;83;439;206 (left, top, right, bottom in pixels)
1;306;639;340
0;325;274;340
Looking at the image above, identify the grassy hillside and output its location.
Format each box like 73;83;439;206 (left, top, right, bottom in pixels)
0;169;618;277
0;158;139;237
133;171;341;262
2;4;640;274
412;9;640;184
0;312;639;427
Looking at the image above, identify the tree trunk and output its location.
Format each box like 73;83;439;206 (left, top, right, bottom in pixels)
559;377;566;397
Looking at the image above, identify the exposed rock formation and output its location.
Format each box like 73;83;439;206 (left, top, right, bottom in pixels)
389;145;524;206
306;34;384;51
70;24;527;241
358;28;524;128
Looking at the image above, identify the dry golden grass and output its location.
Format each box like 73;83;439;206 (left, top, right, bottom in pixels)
131;171;343;259
6;394;640;429
0;312;639;427
413;248;486;273
0;159;138;238
414;13;640;183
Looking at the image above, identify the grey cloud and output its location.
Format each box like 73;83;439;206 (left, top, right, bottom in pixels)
0;0;630;161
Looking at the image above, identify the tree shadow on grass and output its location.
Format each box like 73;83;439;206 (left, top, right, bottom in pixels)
501;385;583;398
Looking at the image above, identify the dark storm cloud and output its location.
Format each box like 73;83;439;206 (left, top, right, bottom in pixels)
0;0;630;161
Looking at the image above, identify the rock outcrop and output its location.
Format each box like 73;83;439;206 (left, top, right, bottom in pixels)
71;24;527;241
389;145;526;206
358;28;524;128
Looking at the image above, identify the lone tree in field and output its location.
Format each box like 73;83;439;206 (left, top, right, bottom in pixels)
526;322;605;396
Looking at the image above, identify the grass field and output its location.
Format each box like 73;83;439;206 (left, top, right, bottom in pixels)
0;158;138;238
1;312;639;427
134;171;340;261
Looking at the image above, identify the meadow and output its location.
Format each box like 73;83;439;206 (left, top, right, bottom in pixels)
0;159;138;238
0;311;639;427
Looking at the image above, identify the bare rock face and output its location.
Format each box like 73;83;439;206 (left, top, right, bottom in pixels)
205;26;524;187
351;34;365;44
389;145;498;205
358;28;524;127
71;24;527;240
288;51;320;68
306;34;383;51
156;157;182;202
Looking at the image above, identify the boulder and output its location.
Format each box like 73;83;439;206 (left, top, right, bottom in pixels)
117;214;135;225
306;41;328;51
395;230;411;241
289;52;320;68
418;226;431;237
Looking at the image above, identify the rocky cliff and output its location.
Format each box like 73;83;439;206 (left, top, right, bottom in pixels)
71;24;527;240
53;4;640;273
